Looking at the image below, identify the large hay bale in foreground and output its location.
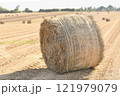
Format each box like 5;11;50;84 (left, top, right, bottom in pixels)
40;15;104;73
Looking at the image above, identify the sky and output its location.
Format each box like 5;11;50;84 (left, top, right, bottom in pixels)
0;0;120;11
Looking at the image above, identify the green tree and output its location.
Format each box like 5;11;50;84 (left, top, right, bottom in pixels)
88;7;92;11
24;8;33;12
13;5;20;13
80;7;83;11
93;7;96;11
114;7;117;11
0;6;9;13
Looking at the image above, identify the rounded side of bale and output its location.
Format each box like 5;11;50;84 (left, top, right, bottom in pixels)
40;15;104;73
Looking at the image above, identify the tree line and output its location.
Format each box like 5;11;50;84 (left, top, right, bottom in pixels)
1;5;120;13
0;5;32;13
39;5;120;12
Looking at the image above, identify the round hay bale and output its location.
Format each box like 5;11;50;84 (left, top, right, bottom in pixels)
106;18;110;22
0;21;4;24
102;17;105;20
40;15;104;73
27;19;31;24
22;20;26;24
42;16;45;19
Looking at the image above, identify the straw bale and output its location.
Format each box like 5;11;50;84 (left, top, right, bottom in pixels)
106;18;110;22
40;15;104;73
22;20;26;24
27;19;31;24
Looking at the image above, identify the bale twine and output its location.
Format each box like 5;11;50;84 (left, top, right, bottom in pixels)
40;15;104;73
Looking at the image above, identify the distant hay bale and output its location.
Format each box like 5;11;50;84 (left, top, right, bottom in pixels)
40;15;104;73
51;17;53;19
54;15;56;17
97;12;99;14
5;15;7;17
76;13;79;14
102;17;105;20
22;20;26;24
42;16;45;19
0;21;4;24
106;18;110;22
27;19;31;24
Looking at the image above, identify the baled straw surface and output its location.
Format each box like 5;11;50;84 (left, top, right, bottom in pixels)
40;15;104;73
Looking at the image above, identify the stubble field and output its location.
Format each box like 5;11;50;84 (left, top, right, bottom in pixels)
0;12;120;80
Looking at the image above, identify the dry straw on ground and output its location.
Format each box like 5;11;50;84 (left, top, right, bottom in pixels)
40;15;104;73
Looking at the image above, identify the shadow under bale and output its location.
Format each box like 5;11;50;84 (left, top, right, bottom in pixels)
0;68;94;80
40;15;104;73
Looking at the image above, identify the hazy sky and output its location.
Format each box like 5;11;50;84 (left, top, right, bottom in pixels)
0;0;119;11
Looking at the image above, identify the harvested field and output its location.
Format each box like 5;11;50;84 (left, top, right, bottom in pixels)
0;12;120;80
